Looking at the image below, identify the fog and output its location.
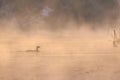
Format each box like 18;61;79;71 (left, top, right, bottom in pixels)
0;0;120;80
0;0;120;30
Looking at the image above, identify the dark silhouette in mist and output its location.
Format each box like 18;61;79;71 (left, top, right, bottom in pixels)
26;46;40;52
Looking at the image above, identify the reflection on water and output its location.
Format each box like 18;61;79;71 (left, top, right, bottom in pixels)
0;51;120;80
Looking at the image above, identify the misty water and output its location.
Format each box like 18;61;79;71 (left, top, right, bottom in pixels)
0;30;120;80
0;0;120;80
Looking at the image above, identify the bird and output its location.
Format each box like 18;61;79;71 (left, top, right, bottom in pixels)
26;46;40;52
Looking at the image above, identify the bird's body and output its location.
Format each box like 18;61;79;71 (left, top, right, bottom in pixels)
26;50;38;52
27;46;40;52
17;46;40;53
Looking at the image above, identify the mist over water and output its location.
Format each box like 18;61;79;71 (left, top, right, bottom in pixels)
0;0;120;80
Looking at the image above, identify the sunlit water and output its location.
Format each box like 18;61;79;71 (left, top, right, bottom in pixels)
0;31;120;80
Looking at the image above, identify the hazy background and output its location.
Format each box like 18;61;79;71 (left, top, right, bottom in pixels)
0;0;120;31
0;0;119;52
0;0;120;80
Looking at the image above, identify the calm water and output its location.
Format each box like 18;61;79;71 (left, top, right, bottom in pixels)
0;50;120;80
